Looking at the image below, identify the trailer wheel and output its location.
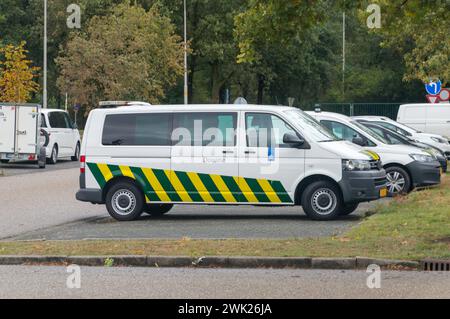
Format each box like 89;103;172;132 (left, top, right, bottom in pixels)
38;147;46;169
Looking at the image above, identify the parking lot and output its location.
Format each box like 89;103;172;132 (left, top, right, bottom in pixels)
0;164;387;241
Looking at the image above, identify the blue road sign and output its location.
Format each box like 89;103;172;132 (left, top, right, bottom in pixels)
425;80;442;95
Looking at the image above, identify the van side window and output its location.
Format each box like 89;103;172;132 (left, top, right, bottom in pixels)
321;120;375;146
48;112;68;128
102;113;172;146
172;113;237;147
246;113;298;148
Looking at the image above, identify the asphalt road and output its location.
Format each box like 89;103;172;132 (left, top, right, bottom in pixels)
0;165;386;240
0;266;448;299
0;159;78;176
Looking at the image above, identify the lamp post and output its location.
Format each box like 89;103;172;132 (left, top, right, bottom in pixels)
43;0;48;109
183;0;188;105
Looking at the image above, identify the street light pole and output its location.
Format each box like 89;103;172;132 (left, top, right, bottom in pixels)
43;0;48;109
342;11;346;100
183;0;188;105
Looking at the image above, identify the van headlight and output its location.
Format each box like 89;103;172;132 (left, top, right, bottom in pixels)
342;159;371;171
409;154;434;162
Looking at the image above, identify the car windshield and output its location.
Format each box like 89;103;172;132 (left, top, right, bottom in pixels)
285;109;337;142
394;121;422;133
350;120;391;144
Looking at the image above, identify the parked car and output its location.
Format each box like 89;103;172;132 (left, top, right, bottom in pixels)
40;109;81;164
307;111;441;196
353;115;450;160
397;103;450;137
77;103;388;221
356;121;447;173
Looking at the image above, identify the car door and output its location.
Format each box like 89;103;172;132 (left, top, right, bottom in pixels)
171;112;239;204
238;112;303;204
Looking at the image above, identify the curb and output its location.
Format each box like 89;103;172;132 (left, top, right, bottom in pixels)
0;255;420;270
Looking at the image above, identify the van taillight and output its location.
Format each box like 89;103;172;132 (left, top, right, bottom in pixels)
80;155;86;173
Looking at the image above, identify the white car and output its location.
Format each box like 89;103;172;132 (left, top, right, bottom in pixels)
397;103;450;137
76;103;389;221
352;115;450;159
39;109;81;164
307;111;441;196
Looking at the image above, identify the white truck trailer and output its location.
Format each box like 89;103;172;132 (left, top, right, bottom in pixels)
0;103;46;168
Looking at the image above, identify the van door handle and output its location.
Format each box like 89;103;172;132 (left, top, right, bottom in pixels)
245;150;256;154
222;150;234;154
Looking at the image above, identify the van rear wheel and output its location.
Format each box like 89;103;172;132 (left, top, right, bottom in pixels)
145;204;174;216
301;181;343;221
105;182;144;221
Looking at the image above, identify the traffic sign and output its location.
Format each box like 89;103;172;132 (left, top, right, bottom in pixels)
425;80;442;95
426;95;439;103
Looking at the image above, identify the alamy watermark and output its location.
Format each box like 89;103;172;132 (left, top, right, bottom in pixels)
67;4;81;29
366;4;381;29
366;264;381;289
66;264;81;289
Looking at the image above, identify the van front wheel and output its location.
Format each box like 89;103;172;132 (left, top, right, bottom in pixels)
145;204;174;216
105;182;144;221
301;181;343;221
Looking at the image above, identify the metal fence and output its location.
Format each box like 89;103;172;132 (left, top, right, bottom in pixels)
304;103;403;120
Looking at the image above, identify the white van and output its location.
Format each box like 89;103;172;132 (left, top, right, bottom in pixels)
397;103;450;138
76;104;388;221
353;115;450;159
40;109;81;164
307;111;441;196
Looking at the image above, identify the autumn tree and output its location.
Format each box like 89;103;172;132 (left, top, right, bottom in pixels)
0;41;40;103
56;2;184;109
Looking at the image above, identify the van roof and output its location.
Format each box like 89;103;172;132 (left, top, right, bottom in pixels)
305;111;352;121
90;104;297;113
400;103;450;107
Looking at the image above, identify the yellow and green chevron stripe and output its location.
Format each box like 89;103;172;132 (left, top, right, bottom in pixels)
87;163;293;204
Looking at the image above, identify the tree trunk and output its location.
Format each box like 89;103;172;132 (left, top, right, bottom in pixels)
210;63;222;104
257;74;265;104
188;54;196;104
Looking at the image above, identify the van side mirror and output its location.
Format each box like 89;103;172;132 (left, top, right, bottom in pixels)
352;136;366;146
283;133;304;147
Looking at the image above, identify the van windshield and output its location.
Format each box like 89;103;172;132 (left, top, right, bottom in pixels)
285;109;337;142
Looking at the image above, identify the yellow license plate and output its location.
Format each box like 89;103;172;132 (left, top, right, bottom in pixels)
380;188;388;198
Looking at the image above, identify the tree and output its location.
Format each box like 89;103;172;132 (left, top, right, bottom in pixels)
362;0;449;84
0;41;40;103
56;2;184;110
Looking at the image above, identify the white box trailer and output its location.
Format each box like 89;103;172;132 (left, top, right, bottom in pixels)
0;103;46;168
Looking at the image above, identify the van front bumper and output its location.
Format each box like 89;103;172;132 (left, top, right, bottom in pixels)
406;161;441;187
339;169;387;204
76;189;104;204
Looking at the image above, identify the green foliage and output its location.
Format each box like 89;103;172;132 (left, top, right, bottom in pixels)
361;0;450;84
56;2;184;109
